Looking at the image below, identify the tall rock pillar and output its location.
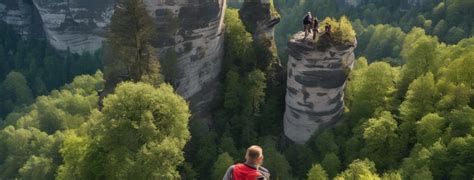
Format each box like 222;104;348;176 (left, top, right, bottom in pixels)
239;0;283;83
284;32;356;144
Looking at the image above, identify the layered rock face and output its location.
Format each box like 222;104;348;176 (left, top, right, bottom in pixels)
0;0;43;37
284;32;356;144
239;0;280;69
145;0;226;119
0;0;114;53
239;0;279;44
30;0;115;54
239;0;282;80
146;0;226;101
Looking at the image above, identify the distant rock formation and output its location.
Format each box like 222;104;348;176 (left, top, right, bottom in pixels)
34;0;114;54
344;0;362;7
284;32;356;144
239;0;283;84
0;0;44;38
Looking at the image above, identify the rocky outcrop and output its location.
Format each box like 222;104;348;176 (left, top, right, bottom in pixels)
0;0;43;38
148;0;226;98
31;0;115;54
0;0;115;53
284;32;356;144
146;0;226;120
239;0;282;82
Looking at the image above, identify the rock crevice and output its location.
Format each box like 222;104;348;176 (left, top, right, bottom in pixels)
284;32;356;144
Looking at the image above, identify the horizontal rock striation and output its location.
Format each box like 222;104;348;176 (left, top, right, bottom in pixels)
31;0;115;54
0;0;43;38
284;32;356;144
147;0;225;100
145;0;226;119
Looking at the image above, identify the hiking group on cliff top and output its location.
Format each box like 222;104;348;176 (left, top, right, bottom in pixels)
303;12;332;40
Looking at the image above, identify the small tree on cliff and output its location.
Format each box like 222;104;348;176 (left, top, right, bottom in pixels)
104;0;162;86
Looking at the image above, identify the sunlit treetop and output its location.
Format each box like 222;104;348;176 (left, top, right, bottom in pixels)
321;16;357;45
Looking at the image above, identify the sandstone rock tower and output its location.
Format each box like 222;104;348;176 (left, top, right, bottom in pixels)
284;32;356;144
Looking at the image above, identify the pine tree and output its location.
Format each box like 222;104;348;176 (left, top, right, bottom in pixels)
104;0;162;85
307;164;328;180
211;153;234;180
0;71;33;116
321;153;341;178
243;69;266;115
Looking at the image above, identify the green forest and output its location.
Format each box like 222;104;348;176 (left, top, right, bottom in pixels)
0;0;473;179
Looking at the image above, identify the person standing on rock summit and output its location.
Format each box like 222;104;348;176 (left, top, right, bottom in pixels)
303;12;313;39
312;17;319;40
223;145;270;180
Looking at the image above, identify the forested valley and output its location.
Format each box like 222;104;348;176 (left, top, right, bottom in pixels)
0;0;473;179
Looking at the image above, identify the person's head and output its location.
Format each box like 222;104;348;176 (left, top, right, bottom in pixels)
245;145;264;166
307;12;311;15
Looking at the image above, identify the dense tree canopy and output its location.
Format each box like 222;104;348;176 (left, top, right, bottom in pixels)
58;82;190;179
0;1;473;179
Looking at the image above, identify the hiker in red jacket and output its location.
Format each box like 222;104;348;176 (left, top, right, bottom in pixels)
223;145;270;180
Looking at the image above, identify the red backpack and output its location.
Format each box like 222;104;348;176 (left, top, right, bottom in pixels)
232;163;261;180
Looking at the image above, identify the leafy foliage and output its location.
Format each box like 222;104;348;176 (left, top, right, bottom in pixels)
58;82;190;179
307;164;328;180
0;22;102;118
334;159;381;180
321;16;357;44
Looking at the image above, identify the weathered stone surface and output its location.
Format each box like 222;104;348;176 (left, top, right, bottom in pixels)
31;0;115;54
239;0;283;84
284;32;356;144
0;0;43;38
146;0;226;97
145;0;226;120
239;0;279;42
239;1;288;136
